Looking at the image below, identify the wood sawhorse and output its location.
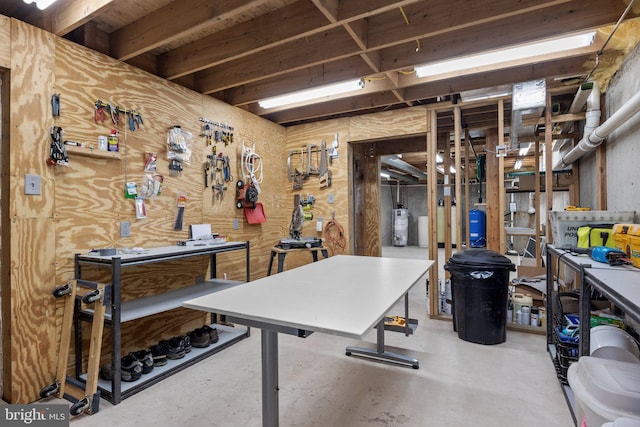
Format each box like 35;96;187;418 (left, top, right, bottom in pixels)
267;246;329;275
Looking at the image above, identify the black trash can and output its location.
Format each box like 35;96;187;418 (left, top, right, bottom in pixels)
445;249;515;345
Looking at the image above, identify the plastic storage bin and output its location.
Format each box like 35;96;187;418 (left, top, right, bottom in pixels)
445;249;515;345
568;356;640;426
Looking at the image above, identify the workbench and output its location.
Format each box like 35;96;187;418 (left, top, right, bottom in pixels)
184;255;433;427
266;245;329;275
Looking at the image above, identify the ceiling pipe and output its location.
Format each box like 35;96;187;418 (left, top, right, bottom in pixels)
562;83;640;164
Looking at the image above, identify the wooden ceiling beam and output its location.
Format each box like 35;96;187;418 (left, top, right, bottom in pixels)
195;27;358;93
111;0;265;61
158;1;329;79
50;0;115;36
159;0;414;80
224;56;373;106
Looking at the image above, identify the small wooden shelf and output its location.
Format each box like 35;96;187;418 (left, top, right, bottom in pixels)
65;144;121;160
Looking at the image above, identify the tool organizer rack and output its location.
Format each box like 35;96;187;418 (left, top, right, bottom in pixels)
73;241;250;404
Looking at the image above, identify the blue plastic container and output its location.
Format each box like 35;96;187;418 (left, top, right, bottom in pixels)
469;209;486;248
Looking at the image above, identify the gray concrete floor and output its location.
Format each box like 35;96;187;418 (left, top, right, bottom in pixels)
50;247;571;426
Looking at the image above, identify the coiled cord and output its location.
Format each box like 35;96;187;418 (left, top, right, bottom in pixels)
323;219;346;255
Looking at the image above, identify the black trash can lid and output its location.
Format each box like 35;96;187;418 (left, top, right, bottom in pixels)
445;248;516;271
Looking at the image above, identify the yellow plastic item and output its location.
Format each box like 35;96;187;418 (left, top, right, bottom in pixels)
384;315;406;327
565;206;591;211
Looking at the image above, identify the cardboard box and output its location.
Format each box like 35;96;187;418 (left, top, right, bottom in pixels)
518;264;546;278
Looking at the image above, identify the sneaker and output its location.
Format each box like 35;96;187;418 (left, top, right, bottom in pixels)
120;354;143;382
188;328;210;348
201;325;219;344
170;335;191;354
100;355;143;382
158;338;185;360
149;343;169;366
132;349;154;374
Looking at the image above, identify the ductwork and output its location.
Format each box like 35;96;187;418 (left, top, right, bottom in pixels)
562;83;640;165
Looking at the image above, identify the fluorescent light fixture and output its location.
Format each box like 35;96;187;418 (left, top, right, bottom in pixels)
259;79;364;109
514;159;523;170
519;143;531;156
415;32;596;78
380;172;390;179
23;0;58;9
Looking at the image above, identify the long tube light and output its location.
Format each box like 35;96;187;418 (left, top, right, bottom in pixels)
23;0;58;10
259;79;364;109
415;32;596;78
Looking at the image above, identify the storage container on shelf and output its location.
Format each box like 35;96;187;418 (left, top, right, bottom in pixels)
567;356;640;427
590;325;640;364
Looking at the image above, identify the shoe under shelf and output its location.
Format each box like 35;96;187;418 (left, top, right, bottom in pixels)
81;279;243;323
79;323;247;402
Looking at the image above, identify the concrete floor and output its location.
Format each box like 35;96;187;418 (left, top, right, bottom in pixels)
51;247;571;426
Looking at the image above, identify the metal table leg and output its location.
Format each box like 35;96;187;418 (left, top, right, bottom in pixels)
262;329;279;427
345;318;419;369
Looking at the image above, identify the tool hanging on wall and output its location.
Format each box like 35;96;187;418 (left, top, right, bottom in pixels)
47;126;69;166
199;117;234;155
51;93;60;117
94;100;143;131
167;126;193;177
211;153;232;202
318;140;332;188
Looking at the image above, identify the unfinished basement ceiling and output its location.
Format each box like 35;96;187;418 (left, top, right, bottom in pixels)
2;0;640;176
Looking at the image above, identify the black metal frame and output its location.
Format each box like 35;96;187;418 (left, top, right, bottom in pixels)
73;241;251;404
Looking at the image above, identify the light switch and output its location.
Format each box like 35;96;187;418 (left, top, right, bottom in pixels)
25;174;41;195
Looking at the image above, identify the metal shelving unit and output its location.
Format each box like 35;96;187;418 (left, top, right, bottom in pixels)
74;241;250;405
546;244;640;426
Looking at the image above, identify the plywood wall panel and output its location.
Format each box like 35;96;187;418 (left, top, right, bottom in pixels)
6;20;58;403
284;118;351;270
0;15;10;69
4;21;290;403
349;106;427;142
9;218;57;403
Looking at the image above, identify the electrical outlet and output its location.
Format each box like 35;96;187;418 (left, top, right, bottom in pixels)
120;221;131;237
233;218;239;230
24;174;41;195
328;193;335;204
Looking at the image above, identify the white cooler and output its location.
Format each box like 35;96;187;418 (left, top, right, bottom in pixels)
567;356;640;426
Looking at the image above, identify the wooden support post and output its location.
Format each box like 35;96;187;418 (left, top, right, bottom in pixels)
545;91;554;247
465;129;470;248
534;137;542;267
428;110;439;318
454;107;463;250
485;128;500;252
498;99;506;255
443;132;453;270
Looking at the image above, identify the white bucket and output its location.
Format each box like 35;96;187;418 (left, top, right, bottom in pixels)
590;325;640;363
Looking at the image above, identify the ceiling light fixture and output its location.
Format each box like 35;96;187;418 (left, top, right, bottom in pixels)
380;172;390;179
23;0;58;10
259;79;364;109
414;32;596;78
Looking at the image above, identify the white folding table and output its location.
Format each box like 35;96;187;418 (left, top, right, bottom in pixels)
183;255;433;427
